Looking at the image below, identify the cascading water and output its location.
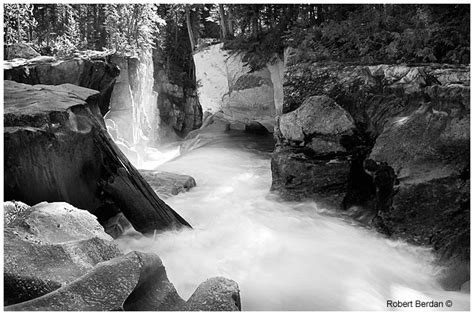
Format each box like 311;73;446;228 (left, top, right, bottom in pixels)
116;131;470;311
105;49;158;168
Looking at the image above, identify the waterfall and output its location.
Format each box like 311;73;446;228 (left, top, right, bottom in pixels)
105;49;158;167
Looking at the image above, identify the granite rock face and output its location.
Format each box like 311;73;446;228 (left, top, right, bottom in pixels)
273;52;469;287
4;51;119;116
194;43;285;132
4;80;190;235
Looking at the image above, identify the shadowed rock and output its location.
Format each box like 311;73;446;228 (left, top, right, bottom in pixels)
4;81;191;234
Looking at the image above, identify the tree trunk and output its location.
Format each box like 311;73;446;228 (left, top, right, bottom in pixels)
185;6;195;52
227;6;234;38
218;4;228;40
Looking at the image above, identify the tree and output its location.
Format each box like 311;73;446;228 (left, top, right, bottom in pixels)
185;5;196;51
104;4;163;55
4;4;37;44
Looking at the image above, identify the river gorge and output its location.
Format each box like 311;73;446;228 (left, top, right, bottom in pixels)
3;3;470;311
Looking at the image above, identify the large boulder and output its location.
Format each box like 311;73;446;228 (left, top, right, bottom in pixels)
4;51;119;116
193;43;285;132
4;201;121;306
184;277;241;311
4;81;191;235
279;95;354;148
5;251;185;311
271;148;351;207
272;95;355;207
6;247;241;311
4;202;241;311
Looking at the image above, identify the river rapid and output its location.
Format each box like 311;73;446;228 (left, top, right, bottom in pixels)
117;131;470;311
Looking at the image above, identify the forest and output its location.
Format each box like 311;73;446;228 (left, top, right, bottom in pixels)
4;4;470;69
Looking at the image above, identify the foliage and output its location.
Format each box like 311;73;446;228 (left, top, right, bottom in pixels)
104;4;164;56
3;4;469;66
283;4;470;65
223;4;469;68
4;4;37;44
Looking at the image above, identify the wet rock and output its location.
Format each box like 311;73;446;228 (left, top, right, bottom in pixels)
271;148;350;208
4;80;191;234
140;170;197;199
184;277;241;311
4;51;119;116
5;251;185;311
4;201;121;306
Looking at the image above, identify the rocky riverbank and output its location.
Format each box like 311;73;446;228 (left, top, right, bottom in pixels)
3;73;239;310
4;201;240;311
272;48;470;289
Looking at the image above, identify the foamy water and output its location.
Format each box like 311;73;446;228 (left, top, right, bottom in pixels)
117;132;470;311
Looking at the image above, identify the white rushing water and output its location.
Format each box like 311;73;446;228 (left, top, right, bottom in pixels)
117;132;470;311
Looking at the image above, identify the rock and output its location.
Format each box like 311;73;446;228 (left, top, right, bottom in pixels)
245;121;271;134
279;95;354;143
271;148;350;207
4;51;119;116
184;277;241;311
460;281;470;293
4;200;30;225
4;201;121;306
153;48;202;144
5;43;40;59
180;112;231;153
140;170;197;199
276;54;470;290
4;80;191;235
193;43;284;131
370;104;468;183
367;103;469;288
6;251;185;311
